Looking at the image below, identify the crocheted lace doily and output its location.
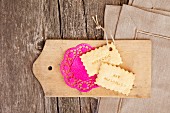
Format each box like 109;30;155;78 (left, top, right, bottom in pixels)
60;43;98;92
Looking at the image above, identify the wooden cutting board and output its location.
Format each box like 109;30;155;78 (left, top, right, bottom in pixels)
33;40;151;98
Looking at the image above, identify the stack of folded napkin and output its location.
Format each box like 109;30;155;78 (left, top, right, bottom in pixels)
103;1;170;112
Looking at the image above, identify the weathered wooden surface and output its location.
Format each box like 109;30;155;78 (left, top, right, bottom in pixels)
0;0;128;113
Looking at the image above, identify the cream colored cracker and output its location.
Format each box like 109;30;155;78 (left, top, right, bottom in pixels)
95;63;135;95
80;43;122;76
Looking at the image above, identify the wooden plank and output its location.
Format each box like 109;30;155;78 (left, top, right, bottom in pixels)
42;0;61;38
45;98;59;113
58;97;80;113
79;0;128;112
58;0;87;111
0;0;46;113
84;0;128;39
0;0;129;113
33;39;151;98
58;0;128;111
40;0;61;112
59;0;87;39
80;97;99;113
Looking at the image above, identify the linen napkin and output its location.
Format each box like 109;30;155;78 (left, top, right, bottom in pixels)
104;4;170;113
129;0;170;11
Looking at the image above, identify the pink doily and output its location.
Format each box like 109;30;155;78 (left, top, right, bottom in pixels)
60;43;98;92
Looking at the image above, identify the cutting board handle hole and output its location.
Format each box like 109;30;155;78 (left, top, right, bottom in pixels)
109;47;113;51
48;66;52;71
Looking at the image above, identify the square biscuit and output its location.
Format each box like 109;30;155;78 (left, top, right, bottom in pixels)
80;43;122;76
95;63;135;95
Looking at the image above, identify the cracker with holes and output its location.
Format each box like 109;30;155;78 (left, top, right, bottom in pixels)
95;63;135;95
80;42;122;76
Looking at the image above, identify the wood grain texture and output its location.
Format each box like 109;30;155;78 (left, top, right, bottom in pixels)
60;0;87;39
0;0;128;113
0;0;45;113
58;0;128;112
58;97;80;113
33;40;151;97
80;97;99;113
45;98;59;113
84;0;128;39
59;0;90;111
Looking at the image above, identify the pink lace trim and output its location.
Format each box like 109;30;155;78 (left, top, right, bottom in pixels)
60;43;98;92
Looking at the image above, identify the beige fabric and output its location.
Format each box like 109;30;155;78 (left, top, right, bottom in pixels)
115;5;170;39
129;0;170;11
104;4;170;113
144;8;170;16
104;5;121;39
128;0;170;16
114;5;170;113
98;98;120;113
104;5;170;38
